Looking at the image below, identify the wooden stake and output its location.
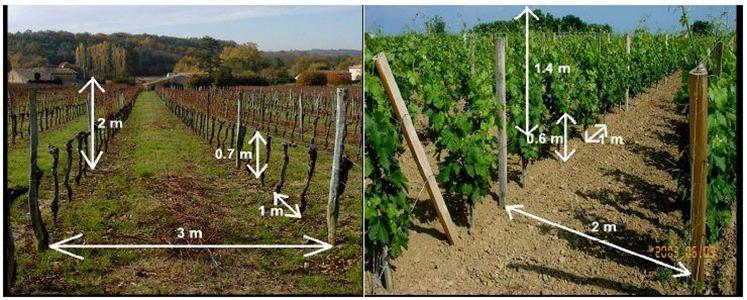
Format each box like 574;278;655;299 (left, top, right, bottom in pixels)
235;92;244;169
688;64;708;284
625;34;631;111
327;88;348;244
64;139;74;201
374;53;457;244
495;38;508;207
260;136;272;187
712;41;723;77
27;90;49;252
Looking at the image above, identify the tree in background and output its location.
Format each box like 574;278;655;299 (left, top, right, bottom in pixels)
425;15;447;34
195;36;222;74
75;43;86;77
334;56;359;70
471;9;613;35
691;20;714;35
8;30;360;84
173;56;202;73
296;71;327;86
74;41;128;80
219;42;263;74
307;61;330;71
290;55;312;76
7;52;47;69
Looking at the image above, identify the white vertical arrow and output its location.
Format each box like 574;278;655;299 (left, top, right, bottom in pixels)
513;6;540;141
78;77;105;170
246;131;268;178
553;113;576;162
504;205;691;278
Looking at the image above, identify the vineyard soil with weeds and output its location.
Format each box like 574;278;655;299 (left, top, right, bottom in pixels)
367;72;736;295
8;91;362;295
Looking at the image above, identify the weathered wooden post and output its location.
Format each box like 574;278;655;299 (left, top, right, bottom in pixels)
712;41;723;77
688;64;708;284
235;92;245;169
28;90;49;251
495;37;508;207
64;139;74;201
374;53;457;244
625;34;631;111
327;88;348;244
299;95;304;142
75;132;85;185
260;136;272;187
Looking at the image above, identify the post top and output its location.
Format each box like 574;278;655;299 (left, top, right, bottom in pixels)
689;63;708;76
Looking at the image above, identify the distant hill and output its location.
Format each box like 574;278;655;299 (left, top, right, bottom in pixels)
7;30;360;76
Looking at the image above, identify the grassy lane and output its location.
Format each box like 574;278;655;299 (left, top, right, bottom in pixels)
7;115;89;186
10;91;361;295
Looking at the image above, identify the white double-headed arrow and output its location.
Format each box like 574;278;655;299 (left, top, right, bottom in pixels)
273;192;302;219
504;205;691;278
513;6;540;141
246;131;268;178
554;113;577;162
584;124;609;144
50;233;332;260
78;77;105;170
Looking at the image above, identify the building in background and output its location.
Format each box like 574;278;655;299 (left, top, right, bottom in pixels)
8;66;79;85
349;64;362;81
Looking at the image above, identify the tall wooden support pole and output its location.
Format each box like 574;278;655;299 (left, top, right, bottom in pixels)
495;38;508;207
235;92;244;169
712;42;723;77
374;53;457;244
327;88;348;244
688;64;708;284
625;34;631;111
28;90;49;252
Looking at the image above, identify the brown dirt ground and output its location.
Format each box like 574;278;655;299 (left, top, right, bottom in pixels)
368;71;738;295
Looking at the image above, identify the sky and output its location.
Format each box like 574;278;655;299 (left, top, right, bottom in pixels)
8;6;362;51
365;6;737;35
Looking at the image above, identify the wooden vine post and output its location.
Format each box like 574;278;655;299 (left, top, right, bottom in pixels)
235;92;245;169
28;90;50;251
625;34;631;111
373;53;457;244
327;88;348;244
495;37;508;207
711;41;723;77
688;64;708;284
64;139;74;201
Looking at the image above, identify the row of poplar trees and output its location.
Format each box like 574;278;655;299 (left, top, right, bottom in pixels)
74;41;128;80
